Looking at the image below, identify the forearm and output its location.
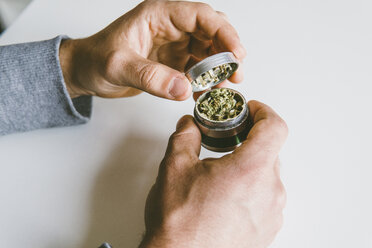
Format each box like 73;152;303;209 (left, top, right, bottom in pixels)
0;36;92;135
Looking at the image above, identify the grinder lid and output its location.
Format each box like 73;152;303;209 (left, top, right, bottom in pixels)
185;52;239;92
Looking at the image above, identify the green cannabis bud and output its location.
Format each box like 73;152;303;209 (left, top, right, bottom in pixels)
198;88;244;121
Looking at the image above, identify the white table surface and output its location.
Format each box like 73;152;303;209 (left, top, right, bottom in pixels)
1;0;371;247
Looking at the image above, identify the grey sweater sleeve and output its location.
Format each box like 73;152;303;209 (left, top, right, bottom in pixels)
0;36;92;135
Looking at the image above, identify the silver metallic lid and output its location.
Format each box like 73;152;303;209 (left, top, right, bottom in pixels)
185;52;239;92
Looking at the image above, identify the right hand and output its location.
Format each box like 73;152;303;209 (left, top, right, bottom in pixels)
140;100;288;248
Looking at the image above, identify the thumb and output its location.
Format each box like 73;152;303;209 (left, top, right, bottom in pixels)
120;51;192;100
163;115;201;168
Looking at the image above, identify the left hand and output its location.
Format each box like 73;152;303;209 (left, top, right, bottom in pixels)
59;0;246;100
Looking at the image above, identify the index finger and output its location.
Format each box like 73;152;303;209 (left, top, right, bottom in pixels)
229;100;288;165
167;1;247;61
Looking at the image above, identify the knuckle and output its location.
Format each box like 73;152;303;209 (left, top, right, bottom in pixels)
271;116;289;137
138;63;157;90
164;153;182;171
267;178;287;210
276;183;287;209
276;117;289;137
166;132;195;168
169;130;196;146
169;131;184;145
195;2;213;12
163;152;192;177
140;0;165;10
262;115;289;140
216;11;228;18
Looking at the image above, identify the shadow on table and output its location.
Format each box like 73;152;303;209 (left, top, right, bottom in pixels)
79;132;165;248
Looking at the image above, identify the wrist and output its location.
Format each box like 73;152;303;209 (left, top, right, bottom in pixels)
59;38;88;98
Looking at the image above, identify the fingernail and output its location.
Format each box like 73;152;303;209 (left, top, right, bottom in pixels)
169;76;189;98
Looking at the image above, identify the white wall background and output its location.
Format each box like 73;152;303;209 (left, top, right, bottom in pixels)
0;0;371;247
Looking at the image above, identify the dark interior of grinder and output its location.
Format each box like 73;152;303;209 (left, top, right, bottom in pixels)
194;88;250;152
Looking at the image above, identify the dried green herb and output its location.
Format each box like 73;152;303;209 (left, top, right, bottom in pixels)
191;63;233;89
198;88;243;121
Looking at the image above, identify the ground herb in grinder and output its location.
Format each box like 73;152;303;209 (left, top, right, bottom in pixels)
194;88;249;152
198;88;244;121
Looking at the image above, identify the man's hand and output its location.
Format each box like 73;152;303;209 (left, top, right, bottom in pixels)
139;100;288;248
59;0;246;99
